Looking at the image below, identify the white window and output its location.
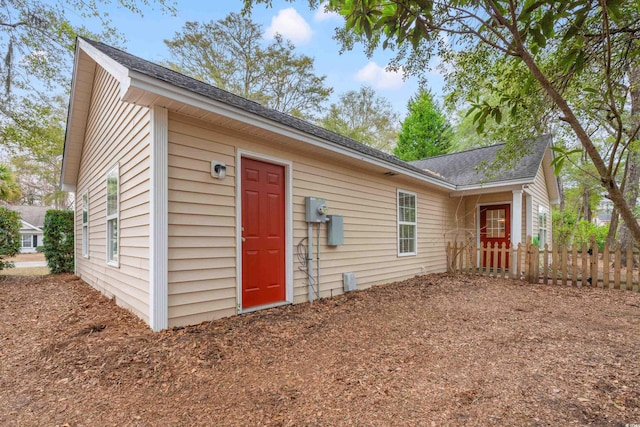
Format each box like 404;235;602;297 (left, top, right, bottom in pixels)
21;234;34;248
398;190;417;256
82;191;89;258
538;205;548;247
106;165;119;266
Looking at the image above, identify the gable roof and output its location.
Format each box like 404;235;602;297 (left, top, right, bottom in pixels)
410;134;552;187
10;205;49;229
62;38;558;201
62;38;452;191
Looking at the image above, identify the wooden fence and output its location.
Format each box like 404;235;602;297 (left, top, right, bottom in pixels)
446;237;639;292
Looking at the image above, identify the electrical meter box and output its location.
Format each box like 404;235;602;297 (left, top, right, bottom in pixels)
305;196;328;223
327;215;344;246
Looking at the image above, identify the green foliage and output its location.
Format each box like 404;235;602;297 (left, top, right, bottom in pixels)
42;210;74;274
318;85;399;152
0;207;20;270
552;208;576;247
394;88;451;161
552;208;608;250
164;13;332;119
0;1;173;207
0;164;20;202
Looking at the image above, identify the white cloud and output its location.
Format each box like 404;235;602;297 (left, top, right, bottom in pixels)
313;2;341;22
264;8;313;45
355;62;404;89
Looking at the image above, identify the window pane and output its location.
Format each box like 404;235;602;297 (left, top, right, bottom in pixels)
108;218;118;263
399;224;416;254
22;234;32;248
82;193;88;224
107;172;118;216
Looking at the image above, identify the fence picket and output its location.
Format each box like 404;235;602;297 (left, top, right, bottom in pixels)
571;243;579;286
562;245;568;286
603;245;610;289
590;236;598;288
551;244;558;285
626;245;633;291
543;244;549;285
614;246;621;289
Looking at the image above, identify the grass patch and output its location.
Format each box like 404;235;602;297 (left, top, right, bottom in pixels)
0;266;50;276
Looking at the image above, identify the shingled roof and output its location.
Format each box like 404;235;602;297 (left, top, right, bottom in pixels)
12;205;49;228
79;38;450;187
410;134;552;186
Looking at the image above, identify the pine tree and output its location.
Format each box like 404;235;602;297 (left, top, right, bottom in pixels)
394;89;451;161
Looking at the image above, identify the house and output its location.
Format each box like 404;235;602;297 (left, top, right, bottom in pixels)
593;212;612;227
11;205;48;253
61;38;559;331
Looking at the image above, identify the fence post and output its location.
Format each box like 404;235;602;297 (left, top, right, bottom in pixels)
543;243;549;285
590;235;598;287
551;244;558;285
626;244;633;291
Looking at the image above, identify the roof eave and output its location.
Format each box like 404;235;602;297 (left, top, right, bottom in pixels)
124;71;457;191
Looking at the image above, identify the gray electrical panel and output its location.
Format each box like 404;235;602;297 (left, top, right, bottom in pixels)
305;196;328;223
327;214;344;246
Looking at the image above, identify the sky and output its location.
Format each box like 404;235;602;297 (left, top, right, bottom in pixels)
86;0;446;119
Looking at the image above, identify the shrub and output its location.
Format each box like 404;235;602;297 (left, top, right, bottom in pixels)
0;207;21;270
43;209;74;274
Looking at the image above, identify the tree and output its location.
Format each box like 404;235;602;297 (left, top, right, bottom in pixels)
164;13;332;119
0;1;174;205
0;164;20;202
243;0;640;246
394;88;451;161
318;85;399;152
0;206;20;270
0;97;68;207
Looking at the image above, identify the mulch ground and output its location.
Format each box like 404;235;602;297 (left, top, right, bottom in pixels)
1;273;639;426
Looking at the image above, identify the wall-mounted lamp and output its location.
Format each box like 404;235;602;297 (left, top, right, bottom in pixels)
211;161;226;180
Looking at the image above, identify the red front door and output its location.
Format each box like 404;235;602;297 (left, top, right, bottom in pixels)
241;157;286;309
480;204;511;269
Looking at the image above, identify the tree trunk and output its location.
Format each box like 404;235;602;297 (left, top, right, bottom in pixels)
618;64;640;264
510;33;640;248
606;206;618;246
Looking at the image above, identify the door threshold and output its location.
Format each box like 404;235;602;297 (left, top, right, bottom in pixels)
239;300;291;314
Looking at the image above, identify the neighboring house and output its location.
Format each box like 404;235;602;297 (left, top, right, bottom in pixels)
593;212;612;227
11;205;48;253
61;38;560;331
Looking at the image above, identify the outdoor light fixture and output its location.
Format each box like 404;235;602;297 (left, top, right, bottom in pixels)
211;161;226;180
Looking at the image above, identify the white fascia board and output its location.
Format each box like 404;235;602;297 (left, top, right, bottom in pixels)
450;180;532;197
20;220;41;231
124;72;456;191
77;39;131;85
60;42;84;191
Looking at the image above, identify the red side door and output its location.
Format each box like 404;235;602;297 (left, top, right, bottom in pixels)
241;157;286;309
480;204;511;269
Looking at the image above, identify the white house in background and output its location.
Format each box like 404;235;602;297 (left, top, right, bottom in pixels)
61;38;560;331
11;205;48;253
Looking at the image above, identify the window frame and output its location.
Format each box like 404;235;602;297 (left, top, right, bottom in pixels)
21;234;34;248
82;190;89;258
397;189;418;257
538;205;548;248
106;164;119;267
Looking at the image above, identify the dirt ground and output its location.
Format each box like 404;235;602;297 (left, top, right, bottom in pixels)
7;252;45;263
1;273;639;426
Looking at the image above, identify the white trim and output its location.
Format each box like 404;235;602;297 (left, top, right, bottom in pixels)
149;106;169;332
124;71;455;191
19;220;41;231
525;194;533;243
397;189;418;257
450;182;533;197
236;149;293;314
81;190;89;258
106;163;120;267
77;38;131;87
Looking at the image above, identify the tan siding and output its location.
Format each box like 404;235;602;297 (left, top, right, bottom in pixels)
167;112;452;327
74;66;151;323
530;165;552;246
